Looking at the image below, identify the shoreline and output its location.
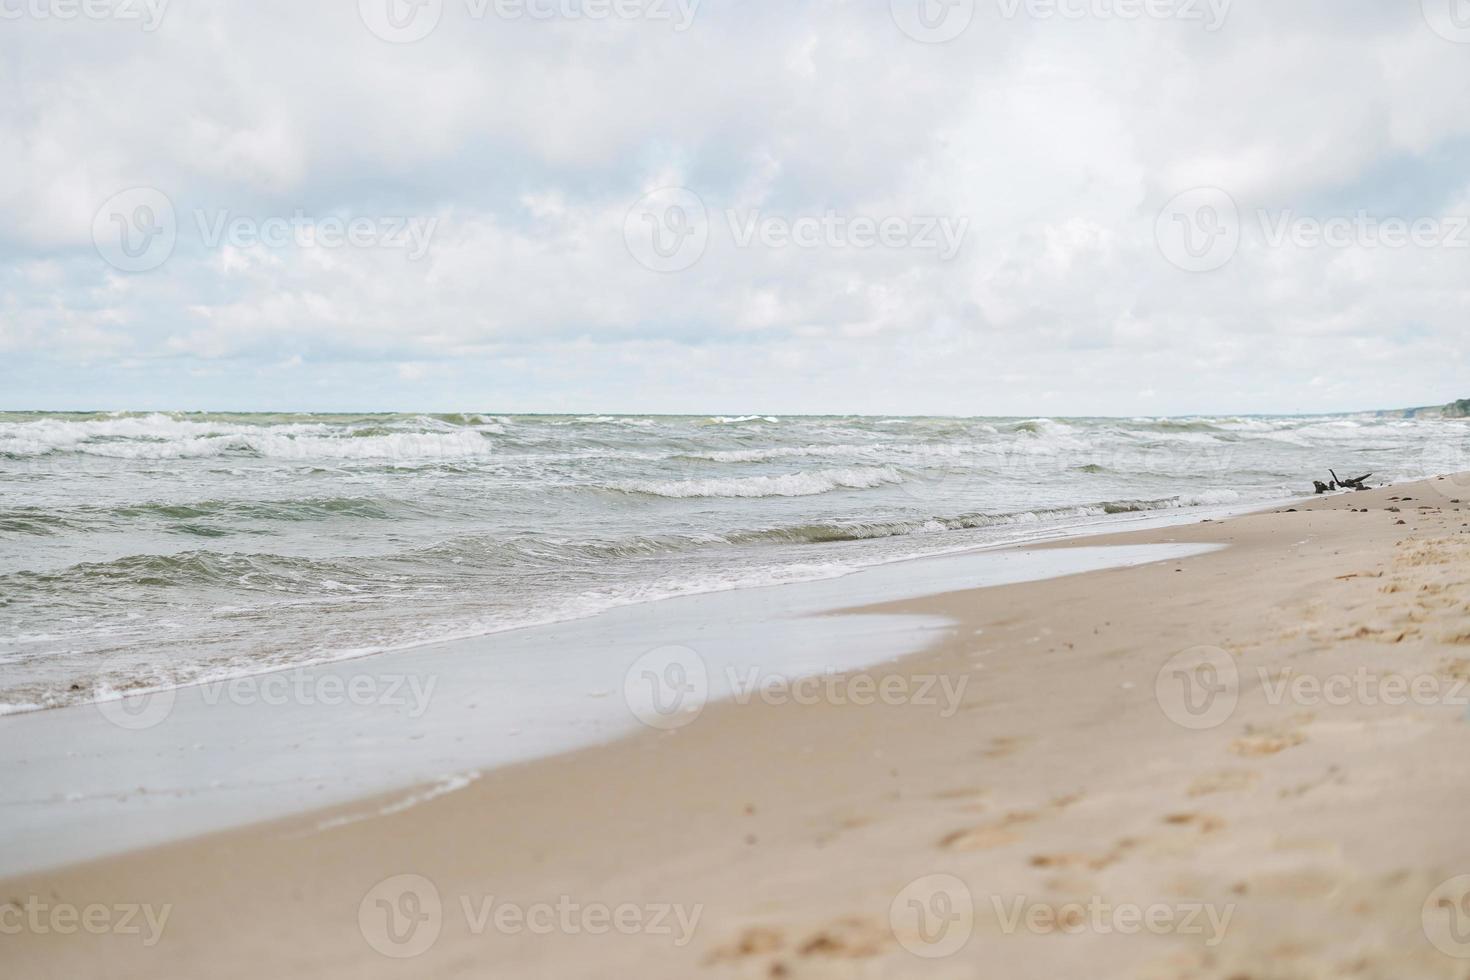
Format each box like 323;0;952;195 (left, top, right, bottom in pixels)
7;475;1470;977
2;490;1288;721
0;539;1219;876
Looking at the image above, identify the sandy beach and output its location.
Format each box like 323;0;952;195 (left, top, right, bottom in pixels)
12;3;1470;975
7;475;1470;978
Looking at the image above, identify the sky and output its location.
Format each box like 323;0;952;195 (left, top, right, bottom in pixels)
3;0;1469;416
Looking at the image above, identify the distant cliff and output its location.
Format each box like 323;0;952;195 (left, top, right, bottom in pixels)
1385;398;1470;419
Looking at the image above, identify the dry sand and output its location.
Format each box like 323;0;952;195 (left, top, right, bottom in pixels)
8;476;1470;978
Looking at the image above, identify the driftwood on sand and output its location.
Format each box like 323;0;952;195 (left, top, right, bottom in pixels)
1313;470;1373;494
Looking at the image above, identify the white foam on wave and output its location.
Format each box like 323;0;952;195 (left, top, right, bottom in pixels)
612;466;906;498
1177;489;1242;506
312;770;483;832
0;414;500;460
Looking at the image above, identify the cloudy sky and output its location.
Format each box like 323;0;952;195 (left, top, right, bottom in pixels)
3;0;1469;416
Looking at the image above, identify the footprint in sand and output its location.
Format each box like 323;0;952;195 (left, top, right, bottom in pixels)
1441;658;1470;681
980;735;1029;759
940;810;1038;851
1030;851;1112;871
705;917;891;973
1187;768;1260;797
1031;836;1140;872
1162;812;1227;833
1231;721;1308;757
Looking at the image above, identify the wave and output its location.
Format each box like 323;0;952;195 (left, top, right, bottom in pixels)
607;466;906;498
0;488;1253;601
1009;418;1076;436
0;413;501;460
1;550;403;596
0;496;423;537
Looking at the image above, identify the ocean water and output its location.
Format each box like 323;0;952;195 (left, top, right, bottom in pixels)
0;411;1462;714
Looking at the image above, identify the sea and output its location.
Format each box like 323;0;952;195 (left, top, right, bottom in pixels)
1;410;1463;715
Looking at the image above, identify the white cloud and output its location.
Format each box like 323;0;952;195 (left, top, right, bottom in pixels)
2;0;1468;413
